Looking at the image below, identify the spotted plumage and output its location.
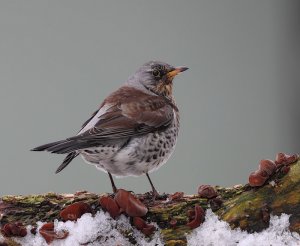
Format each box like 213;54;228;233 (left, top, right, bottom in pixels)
32;61;188;197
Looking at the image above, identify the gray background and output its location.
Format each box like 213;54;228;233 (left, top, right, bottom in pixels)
0;1;299;196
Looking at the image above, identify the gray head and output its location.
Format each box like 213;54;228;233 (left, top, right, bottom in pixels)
127;61;188;98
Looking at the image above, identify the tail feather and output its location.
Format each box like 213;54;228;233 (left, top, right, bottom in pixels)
43;140;76;154
31;140;67;152
31;138;86;154
31;140;80;173
55;152;79;173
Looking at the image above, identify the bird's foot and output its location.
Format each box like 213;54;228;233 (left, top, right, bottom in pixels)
150;190;167;201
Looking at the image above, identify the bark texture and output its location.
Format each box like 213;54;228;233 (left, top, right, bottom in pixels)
0;160;299;246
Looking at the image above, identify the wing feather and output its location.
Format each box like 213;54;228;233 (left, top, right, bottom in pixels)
33;87;175;154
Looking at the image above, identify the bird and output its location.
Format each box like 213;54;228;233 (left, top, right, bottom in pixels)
32;61;188;198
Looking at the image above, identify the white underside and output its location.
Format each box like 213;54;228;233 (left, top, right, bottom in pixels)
80;135;177;177
78;102;179;177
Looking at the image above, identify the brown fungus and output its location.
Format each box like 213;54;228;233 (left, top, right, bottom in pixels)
99;196;121;219
39;222;69;245
275;152;287;166
1;222;27;238
198;185;217;199
286;154;299;165
133;217;147;230
115;189;148;217
142;224;155;236
275;152;299;166
249;170;268;187
186;205;205;229
168;192;184;201
106;197;121;219
249;159;277;187
60;202;92;221
259;159;276;175
132;217;155;236
99;196;109;209
187;208;196;221
281;165;290;174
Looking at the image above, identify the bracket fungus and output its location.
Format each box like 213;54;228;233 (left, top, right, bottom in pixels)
249;159;276;187
132;217;155;236
39;222;68;245
99;196;121;219
60;201;92;221
198;185;218;199
249;153;299;187
186;205;205;229
1;222;27;238
275;152;299;166
114;189;148;217
168;192;184;201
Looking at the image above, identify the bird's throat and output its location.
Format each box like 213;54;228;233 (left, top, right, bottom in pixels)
155;82;173;98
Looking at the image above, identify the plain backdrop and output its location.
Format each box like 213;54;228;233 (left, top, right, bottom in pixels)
0;1;299;195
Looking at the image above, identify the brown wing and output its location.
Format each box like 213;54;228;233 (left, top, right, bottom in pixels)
38;87;175;154
78;86;174;140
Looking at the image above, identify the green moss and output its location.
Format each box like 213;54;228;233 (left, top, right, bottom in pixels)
161;226;189;245
218;160;300;232
1;160;299;243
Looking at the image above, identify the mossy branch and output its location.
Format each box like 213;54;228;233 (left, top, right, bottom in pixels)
1;160;299;246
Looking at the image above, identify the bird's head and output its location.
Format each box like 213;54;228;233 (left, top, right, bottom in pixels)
134;61;188;98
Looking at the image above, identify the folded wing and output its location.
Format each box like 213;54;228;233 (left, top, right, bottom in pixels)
32;87;175;154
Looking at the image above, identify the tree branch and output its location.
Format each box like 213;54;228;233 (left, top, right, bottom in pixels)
1;160;299;245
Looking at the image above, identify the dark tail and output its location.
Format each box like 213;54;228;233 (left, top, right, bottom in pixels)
31;140;68;152
31;137;89;154
55;152;79;173
31;139;80;173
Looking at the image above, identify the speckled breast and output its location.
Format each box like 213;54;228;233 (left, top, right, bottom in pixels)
80;109;180;177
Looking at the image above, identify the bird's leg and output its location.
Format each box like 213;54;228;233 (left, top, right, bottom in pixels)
146;172;159;199
108;172;117;193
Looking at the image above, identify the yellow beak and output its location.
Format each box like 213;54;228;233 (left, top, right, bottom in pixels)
167;66;189;78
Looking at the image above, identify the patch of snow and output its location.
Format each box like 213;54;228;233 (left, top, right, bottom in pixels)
16;211;163;246
187;209;300;246
13;209;300;246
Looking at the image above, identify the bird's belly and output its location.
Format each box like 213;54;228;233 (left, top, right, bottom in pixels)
109;125;179;177
80;121;179;177
80;130;178;177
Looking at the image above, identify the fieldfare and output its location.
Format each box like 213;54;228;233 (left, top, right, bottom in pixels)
32;61;188;197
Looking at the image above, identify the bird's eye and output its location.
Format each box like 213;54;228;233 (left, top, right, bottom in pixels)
152;69;161;78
